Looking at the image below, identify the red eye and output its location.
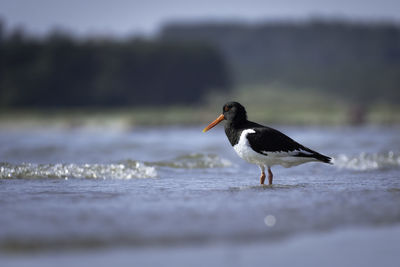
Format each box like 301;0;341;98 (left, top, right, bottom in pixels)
224;106;229;112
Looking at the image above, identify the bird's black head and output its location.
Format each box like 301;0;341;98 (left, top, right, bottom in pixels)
202;101;247;132
222;102;247;124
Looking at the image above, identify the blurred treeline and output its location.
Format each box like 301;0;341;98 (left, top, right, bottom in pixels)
162;21;400;105
1;20;400;108
0;23;230;107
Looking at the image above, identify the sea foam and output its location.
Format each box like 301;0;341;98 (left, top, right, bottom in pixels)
333;151;400;171
0;161;157;179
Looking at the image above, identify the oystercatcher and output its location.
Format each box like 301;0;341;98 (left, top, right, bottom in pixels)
203;102;332;185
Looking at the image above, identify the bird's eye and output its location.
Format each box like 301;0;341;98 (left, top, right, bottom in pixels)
224;106;230;112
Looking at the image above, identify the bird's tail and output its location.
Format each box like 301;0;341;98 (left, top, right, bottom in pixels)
296;150;333;164
295;146;332;164
314;153;332;164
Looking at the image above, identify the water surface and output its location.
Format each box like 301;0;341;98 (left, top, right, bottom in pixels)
1;125;400;265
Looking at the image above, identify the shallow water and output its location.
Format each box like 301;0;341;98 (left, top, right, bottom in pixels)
0;125;400;265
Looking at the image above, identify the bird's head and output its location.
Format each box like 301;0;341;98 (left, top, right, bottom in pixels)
203;102;247;132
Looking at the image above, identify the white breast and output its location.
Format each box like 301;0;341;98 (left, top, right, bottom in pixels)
233;129;266;166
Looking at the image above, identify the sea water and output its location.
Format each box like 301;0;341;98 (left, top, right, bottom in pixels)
0;125;399;266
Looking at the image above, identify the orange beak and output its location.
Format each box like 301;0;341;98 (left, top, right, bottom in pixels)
202;114;225;132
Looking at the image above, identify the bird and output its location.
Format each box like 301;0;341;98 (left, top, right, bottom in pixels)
202;102;332;185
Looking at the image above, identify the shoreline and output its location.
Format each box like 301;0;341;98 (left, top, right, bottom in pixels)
1;105;400;130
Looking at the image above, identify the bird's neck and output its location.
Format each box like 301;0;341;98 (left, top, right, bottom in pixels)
224;120;247;146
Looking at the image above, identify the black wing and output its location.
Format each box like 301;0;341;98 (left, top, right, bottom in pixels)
245;123;331;163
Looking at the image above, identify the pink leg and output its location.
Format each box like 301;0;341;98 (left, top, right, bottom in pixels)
260;171;266;185
268;167;273;185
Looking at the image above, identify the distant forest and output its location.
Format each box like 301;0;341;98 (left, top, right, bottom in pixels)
0;24;231;107
162;21;400;104
1;20;400;107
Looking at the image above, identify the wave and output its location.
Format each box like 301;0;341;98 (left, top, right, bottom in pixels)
0;154;232;179
333;151;400;171
0;161;157;180
147;153;232;169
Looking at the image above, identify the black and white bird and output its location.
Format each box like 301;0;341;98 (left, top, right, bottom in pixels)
203;102;332;185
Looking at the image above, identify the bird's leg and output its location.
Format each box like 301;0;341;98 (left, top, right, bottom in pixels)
268;167;273;185
259;165;266;185
260;172;266;185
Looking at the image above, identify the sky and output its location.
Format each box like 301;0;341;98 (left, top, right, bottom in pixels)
1;0;400;37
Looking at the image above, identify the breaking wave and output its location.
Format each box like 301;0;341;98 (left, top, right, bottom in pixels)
333;151;400;171
0;154;232;179
0;161;157;179
148;153;232;169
